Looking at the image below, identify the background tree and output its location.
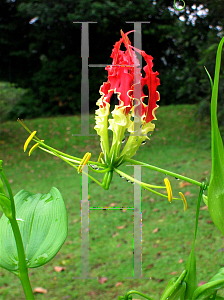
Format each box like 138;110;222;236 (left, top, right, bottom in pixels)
0;0;223;119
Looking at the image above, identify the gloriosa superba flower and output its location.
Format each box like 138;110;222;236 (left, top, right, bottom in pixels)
18;30;190;210
95;30;160;166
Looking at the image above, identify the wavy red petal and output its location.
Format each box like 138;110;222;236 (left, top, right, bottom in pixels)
99;31;160;122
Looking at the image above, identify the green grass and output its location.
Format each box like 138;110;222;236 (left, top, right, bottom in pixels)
0;104;224;300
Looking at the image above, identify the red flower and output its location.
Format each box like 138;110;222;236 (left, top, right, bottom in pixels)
99;30;160;123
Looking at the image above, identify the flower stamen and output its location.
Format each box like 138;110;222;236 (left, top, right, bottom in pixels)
97;152;104;163
77;152;91;173
179;192;187;211
24;131;37;152
164;178;173;203
29;140;44;156
17;118;31;133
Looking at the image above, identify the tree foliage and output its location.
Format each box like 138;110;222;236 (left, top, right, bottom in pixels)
0;0;223;119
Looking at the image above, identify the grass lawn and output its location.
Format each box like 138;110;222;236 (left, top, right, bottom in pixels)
0;104;224;300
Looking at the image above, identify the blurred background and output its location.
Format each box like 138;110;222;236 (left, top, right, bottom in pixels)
0;0;223;124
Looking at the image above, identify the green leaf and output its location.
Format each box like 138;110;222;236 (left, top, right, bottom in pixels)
0;177;6;195
202;195;208;206
184;248;197;300
0;178;8;213
208;37;224;236
204;66;214;90
184;184;205;300
0;187;67;271
0;193;12;218
161;276;178;298
192;268;224;300
160;270;187;300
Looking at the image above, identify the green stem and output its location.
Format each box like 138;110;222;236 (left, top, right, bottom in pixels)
126;290;155;300
1;170;16;218
40;146;107;189
115;168;165;189
102;170;113;190
38;145;106;169
81;168;107;189
125;158;204;188
184;184;205;300
1;170;34;299
39;144;113;190
20;119;107;168
88;166;111;173
193;183;206;248
9;218;35;300
35;141;85;164
114;168;181;201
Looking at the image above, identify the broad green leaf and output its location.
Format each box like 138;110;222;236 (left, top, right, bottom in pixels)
161;276;177;298
160;270;187;300
192;268;224;300
207;37;224;236
184;185;205;300
0;187;67;271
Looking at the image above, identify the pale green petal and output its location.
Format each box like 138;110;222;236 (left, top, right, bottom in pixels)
94;100;110;162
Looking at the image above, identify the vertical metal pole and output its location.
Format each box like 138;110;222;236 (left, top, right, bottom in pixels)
133;165;142;278
133;23;142;135
73;21;97;137
126;21;151;137
81;165;89;278
73;165;97;279
81;22;90;136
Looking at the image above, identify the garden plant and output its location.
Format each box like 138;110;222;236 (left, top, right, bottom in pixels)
0;3;224;299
